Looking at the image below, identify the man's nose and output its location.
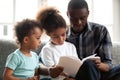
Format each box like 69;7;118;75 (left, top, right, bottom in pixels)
78;19;82;24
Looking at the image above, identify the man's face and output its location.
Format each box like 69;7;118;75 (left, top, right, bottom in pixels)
68;8;89;33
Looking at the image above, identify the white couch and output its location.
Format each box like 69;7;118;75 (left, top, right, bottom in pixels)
112;42;120;66
0;39;120;80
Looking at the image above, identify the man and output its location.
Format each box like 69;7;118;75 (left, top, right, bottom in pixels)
66;0;120;80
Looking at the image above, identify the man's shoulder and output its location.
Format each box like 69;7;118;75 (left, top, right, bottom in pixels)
88;22;107;31
89;22;106;28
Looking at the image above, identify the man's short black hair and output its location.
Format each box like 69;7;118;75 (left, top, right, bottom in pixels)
68;0;89;11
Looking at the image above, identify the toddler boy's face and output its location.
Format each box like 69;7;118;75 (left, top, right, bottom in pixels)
27;27;43;50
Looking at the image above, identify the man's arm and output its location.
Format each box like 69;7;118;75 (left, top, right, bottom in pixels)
93;58;110;72
95;26;112;72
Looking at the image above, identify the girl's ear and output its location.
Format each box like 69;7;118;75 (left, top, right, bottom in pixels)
23;36;29;43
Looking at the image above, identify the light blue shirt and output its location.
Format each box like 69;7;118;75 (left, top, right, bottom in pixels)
5;49;39;78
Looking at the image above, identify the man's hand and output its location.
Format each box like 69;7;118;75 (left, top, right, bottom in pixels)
49;66;64;78
93;58;110;72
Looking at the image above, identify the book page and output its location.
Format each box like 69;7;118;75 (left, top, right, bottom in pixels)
57;56;82;77
81;54;100;63
57;55;100;77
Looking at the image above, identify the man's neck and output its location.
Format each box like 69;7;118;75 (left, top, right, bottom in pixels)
71;24;88;35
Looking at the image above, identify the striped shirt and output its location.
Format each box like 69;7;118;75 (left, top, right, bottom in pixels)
66;22;113;68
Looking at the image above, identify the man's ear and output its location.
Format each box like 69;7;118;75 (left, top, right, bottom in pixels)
23;36;29;43
87;10;89;16
67;11;70;18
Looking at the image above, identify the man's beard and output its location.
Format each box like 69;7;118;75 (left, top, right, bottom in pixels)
71;25;84;33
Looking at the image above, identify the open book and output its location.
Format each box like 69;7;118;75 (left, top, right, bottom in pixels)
57;54;100;77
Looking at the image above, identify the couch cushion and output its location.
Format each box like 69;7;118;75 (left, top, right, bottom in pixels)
112;42;120;66
0;40;18;79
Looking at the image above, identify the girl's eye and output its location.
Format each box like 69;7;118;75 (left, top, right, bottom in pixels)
52;36;59;38
62;34;65;37
37;37;40;39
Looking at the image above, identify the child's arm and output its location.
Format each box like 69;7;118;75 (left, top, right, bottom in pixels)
34;68;40;80
49;66;64;78
64;77;76;80
38;63;50;75
3;68;38;80
38;63;64;78
3;68;21;80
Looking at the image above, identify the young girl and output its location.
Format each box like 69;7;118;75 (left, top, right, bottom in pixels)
3;19;63;80
36;7;78;80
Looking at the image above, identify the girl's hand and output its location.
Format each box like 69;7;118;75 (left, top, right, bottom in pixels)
49;66;64;78
60;72;69;77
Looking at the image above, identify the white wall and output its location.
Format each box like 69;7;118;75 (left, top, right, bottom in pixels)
113;0;120;42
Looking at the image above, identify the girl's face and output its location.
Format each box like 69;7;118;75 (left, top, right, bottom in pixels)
49;27;66;45
27;27;42;50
